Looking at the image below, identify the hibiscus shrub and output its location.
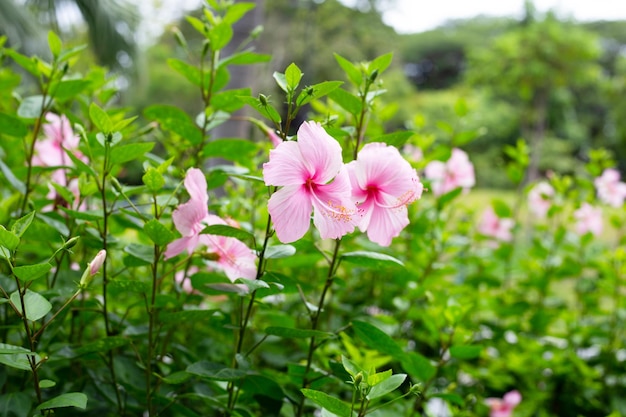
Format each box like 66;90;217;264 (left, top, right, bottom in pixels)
0;4;625;417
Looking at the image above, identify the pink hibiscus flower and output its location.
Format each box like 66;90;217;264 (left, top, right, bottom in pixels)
485;390;521;417
263;121;356;243
528;181;554;219
164;168;211;259
424;148;475;196
478;207;514;242
347;143;423;246
594;168;626;208
33;113;83;167
574;203;603;236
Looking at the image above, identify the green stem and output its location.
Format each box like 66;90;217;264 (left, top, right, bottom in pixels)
296;238;342;417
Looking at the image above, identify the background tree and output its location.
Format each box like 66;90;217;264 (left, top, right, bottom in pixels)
465;11;602;181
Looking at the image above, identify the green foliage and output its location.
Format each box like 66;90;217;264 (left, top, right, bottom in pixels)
0;3;624;417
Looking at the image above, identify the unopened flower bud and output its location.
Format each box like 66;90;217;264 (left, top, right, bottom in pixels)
259;94;268;107
80;250;106;288
110;177;123;193
89;250;106;275
369;69;379;83
63;236;80;250
353;372;363;387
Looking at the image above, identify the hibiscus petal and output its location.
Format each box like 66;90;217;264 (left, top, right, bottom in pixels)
184;168;208;205
311;169;356;240
172;198;208;236
263;141;309;186
365;201;409;247
267;185;313;243
164;236;196;259
297;121;343;184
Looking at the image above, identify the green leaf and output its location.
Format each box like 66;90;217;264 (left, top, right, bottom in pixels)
48;31;62;57
223;2;256;24
124;243;155;264
265;326;333;339
18;95;51;119
167;58;202;86
35;393;87;411
0;112;28;137
0;159;26;193
239;96;282;124
341;356;362;378
218;51;271;68
13;263;52;283
110;142;155;165
273;71;288;93
39;379;56;388
74;336;130;356
352;320;404;358
367;374;406;400
202;138;258;164
368;52;393;75
492;199;512;218
296;81;344;107
187;361;246;381
285;63;303;91
265;244;296;259
142;167;165;192
0;392;31;417
449;345;482;360
209;22;233;50
89;102;112;133
162;371;193;385
12;211;36;237
202;224;255;247
211;88;251;113
144;219;175;246
452;130;478;146
0;343;38;371
341;251;404;269
437;187;463;209
334;53;362;86
432;393;464;407
235;278;269;292
328;88;362;116
0;226;19;251
52;79;92;102
144;105;203;145
373;131;414;148
5;49;40;76
401;352;436;382
301;389;351;417
10;290;52;321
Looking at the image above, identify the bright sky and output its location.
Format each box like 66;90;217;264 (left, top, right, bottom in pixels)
377;0;626;33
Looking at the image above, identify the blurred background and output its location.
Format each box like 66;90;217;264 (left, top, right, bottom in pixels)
2;0;626;188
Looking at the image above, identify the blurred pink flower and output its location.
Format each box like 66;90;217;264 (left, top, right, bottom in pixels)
204;215;257;281
594;168;626;207
528;181;554;219
485;390;521;417
267;128;282;148
574;203;603;236
164;168;211;259
175;267;198;294
33;113;83;167
478;207;514;242
43;169;85;212
263;121;355;243
347;143;423;246
402;144;423;163
424;148;475;196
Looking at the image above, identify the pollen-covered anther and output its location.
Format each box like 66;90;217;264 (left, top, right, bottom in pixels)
325;200;354;222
